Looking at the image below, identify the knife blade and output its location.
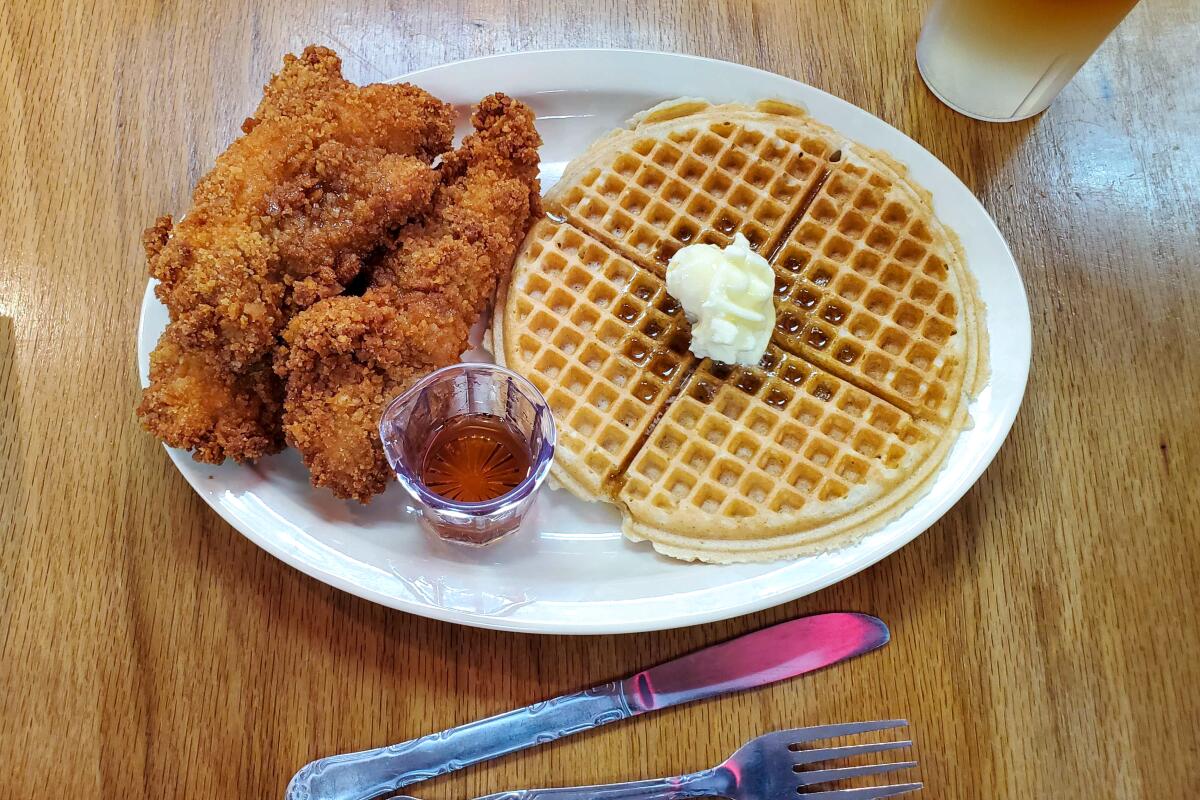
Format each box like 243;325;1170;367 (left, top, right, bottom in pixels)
285;613;888;800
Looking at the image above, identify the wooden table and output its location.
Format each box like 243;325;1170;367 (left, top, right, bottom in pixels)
3;1;1198;796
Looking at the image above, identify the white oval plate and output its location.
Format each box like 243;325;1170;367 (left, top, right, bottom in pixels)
138;49;1030;634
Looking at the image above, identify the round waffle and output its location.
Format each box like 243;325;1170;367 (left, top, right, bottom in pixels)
494;100;987;562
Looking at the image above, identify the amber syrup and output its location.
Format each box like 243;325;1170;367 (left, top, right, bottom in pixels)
417;414;532;503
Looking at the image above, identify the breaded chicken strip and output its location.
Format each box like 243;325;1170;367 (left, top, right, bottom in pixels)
275;290;469;501
243;46;350;126
139;46;453;463
369;93;544;311
137;326;285;463
276;93;542;501
146;45;453;372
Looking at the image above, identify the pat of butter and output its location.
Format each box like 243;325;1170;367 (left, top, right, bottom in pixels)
665;233;776;366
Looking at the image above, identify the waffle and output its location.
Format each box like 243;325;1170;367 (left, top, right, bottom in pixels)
495;100;987;562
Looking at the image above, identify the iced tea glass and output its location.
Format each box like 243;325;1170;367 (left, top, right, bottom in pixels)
379;364;556;546
917;0;1139;122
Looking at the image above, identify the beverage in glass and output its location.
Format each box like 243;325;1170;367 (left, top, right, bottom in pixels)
917;0;1139;122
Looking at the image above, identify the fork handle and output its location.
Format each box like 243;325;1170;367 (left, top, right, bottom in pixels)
471;767;730;800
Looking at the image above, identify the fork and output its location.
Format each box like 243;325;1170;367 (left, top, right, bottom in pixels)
397;720;920;800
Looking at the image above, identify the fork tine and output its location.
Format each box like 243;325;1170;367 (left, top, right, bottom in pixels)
796;761;918;786
777;720;909;746
794;739;913;765
799;782;923;798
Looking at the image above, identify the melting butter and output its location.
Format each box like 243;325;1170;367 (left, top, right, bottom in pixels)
665;233;776;366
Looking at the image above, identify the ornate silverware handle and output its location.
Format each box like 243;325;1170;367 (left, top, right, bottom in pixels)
285;614;890;800
471;768;728;800
286;681;634;800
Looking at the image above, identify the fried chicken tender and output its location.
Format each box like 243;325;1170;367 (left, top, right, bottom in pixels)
243;46;350;126
139;45;454;463
276;93;542;502
147;45;454;372
274;290;469;501
137;327;285;463
370;93;544;311
138;220;288;462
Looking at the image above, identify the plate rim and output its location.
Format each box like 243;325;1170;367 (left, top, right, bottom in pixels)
137;47;1031;634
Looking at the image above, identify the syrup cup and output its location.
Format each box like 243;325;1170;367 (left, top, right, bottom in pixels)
379;364;556;546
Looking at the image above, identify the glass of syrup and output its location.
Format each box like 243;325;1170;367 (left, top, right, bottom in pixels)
379;364;556;546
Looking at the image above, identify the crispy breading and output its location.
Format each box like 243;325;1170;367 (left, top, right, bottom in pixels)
139;46;454;463
274;289;469;501
146;47;453;371
276;93;542;501
138;327;284;463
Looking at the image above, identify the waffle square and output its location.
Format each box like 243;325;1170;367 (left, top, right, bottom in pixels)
617;345;940;559
496;219;697;498
546;108;837;274
769;156;972;424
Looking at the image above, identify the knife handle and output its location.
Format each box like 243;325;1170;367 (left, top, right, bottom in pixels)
286;681;634;800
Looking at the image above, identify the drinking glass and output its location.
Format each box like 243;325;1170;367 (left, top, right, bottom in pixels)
917;0;1140;122
379;364;556;546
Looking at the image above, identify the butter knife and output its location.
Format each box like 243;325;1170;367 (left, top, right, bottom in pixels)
286;612;889;800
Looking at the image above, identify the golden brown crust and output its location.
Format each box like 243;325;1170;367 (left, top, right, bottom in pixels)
274;289;469;502
370;92;544;308
275;93;543;502
138;45;457;470
244;46;349;129
137;324;284;463
146;46;454;373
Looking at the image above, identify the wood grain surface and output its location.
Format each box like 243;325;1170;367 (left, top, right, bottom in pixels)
2;0;1198;797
